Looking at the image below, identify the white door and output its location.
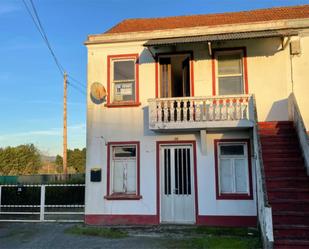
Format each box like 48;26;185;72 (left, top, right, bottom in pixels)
160;145;195;224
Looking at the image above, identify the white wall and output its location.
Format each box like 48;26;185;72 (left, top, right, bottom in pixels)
85;34;309;217
291;32;309;130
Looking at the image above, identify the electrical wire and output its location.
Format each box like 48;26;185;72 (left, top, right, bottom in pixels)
22;0;64;76
22;0;86;96
67;81;86;96
68;74;86;87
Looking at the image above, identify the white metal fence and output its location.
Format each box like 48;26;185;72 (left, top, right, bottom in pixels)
0;184;84;222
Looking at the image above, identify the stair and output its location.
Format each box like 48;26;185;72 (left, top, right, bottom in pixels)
259;121;309;249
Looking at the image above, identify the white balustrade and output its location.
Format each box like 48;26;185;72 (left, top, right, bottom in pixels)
148;95;252;129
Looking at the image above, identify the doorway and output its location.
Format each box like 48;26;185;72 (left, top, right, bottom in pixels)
158;54;191;98
159;144;195;223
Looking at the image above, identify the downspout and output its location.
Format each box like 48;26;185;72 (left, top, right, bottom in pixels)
289;49;294;93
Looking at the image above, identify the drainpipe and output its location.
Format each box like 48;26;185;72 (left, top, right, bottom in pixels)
289;51;294;93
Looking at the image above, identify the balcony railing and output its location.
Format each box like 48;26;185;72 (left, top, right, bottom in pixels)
148;95;254;130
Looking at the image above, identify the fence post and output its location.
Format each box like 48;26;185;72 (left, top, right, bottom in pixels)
0;186;2;213
40;185;45;221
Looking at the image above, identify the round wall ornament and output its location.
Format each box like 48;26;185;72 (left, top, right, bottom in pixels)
90;82;106;104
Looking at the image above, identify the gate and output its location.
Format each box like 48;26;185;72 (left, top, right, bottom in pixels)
0;184;84;222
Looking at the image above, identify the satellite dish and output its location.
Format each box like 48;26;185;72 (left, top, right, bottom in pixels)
90;82;106;104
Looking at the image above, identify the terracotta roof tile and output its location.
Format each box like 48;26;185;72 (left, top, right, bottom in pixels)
105;5;309;34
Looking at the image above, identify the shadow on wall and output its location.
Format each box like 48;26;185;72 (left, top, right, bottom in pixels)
139;37;283;66
265;98;289;121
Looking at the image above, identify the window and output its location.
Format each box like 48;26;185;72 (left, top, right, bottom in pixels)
214;139;253;200
107;54;140;107
105;142;141;200
213;48;248;96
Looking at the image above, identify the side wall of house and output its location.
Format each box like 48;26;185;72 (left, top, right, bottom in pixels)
291;31;309;131
85;35;307;225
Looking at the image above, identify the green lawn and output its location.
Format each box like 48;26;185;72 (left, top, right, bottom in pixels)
65;225;128;239
165;227;261;249
65;225;261;249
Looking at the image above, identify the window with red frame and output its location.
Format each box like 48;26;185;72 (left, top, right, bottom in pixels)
215;50;245;95
110;143;138;195
108;55;139;105
215;141;251;198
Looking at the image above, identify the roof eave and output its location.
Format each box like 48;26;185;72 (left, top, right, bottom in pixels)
84;18;309;46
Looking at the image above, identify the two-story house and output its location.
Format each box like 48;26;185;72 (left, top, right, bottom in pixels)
84;5;309;248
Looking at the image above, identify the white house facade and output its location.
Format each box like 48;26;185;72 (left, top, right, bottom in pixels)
85;5;309;248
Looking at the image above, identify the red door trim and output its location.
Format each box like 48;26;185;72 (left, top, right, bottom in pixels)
155;51;194;98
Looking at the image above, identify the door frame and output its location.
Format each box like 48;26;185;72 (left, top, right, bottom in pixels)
156;140;198;224
155;51;195;98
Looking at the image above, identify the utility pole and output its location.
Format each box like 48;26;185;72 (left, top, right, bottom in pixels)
63;72;68;176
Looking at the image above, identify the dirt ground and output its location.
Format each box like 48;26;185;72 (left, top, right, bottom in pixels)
0;222;191;249
0;222;261;249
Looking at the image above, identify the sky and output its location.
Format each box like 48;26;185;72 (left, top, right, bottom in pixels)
1;0;309;156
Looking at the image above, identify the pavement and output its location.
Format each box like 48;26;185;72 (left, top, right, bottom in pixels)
0;222;191;249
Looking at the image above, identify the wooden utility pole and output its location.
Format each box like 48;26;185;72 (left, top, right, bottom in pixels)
63;72;68;175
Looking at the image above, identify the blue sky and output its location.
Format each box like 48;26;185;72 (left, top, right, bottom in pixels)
0;0;308;156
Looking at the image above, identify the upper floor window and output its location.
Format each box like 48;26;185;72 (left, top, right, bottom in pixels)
107;54;140;107
214;48;248;96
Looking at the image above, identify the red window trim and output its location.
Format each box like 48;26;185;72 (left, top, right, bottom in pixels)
106;54;140;107
211;47;249;96
214;139;253;200
155;51;195;98
156;140;199;224
105;141;141;200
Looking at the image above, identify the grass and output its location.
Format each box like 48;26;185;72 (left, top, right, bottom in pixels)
165;227;262;249
65;225;128;239
166;236;261;249
194;226;259;237
65;225;261;248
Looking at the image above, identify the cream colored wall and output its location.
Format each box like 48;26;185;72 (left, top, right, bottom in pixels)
291;32;309;130
85;35;308;216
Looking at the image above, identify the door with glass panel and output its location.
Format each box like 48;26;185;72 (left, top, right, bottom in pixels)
160;145;195;223
216;50;245;95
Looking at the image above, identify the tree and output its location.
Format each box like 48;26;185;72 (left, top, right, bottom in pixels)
55;148;86;173
0;144;42;175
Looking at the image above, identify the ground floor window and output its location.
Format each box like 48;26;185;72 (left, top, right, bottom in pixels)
105;142;141;200
214;139;252;200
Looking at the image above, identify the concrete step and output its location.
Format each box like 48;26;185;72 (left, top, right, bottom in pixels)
273;211;309;226
274;225;309;239
275;238;309;249
268;188;309;199
271;199;309;212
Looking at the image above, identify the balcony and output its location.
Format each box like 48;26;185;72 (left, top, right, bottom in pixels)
148;95;255;131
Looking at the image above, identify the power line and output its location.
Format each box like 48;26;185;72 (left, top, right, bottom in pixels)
68;74;86;87
67;81;86;96
22;0;86;96
22;0;64;76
